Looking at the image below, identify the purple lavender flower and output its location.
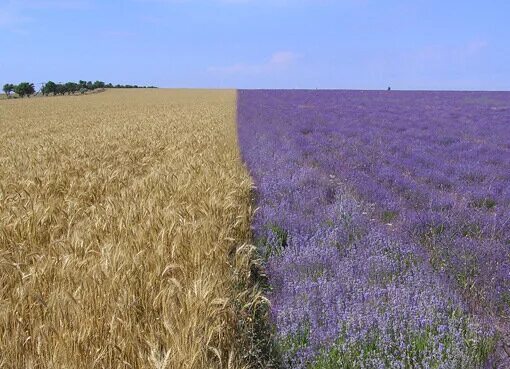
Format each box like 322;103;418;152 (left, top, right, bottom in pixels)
237;90;507;368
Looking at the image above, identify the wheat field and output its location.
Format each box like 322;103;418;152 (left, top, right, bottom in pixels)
0;90;266;369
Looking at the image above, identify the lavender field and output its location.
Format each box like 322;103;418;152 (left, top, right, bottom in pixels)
238;90;510;368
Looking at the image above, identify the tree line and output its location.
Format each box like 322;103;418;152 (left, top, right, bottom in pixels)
2;80;158;98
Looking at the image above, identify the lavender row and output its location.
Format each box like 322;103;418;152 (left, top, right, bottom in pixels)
237;90;497;368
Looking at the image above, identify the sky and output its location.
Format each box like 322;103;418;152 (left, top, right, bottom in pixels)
0;0;509;90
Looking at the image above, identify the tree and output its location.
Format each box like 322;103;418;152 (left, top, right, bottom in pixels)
42;81;57;96
92;81;105;89
14;82;35;98
55;84;66;95
65;82;78;95
3;83;15;97
78;80;87;89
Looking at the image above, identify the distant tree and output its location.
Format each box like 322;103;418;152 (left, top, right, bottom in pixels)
17;80;155;96
14;82;35;98
65;82;78;95
3;83;15;97
92;81;105;89
55;84;66;95
42;81;57;96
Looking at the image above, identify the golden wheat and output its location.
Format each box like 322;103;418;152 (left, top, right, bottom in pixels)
0;89;265;369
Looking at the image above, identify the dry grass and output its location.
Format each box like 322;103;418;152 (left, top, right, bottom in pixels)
0;90;266;369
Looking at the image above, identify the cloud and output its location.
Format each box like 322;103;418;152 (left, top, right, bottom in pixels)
208;51;300;74
101;30;137;38
361;38;492;90
13;0;92;10
0;8;31;29
270;51;298;65
465;39;488;55
412;39;488;64
134;0;329;5
140;15;163;24
0;0;91;31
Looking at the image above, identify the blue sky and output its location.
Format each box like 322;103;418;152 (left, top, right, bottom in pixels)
1;0;509;90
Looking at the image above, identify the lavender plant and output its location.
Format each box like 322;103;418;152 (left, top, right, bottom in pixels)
237;90;505;368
